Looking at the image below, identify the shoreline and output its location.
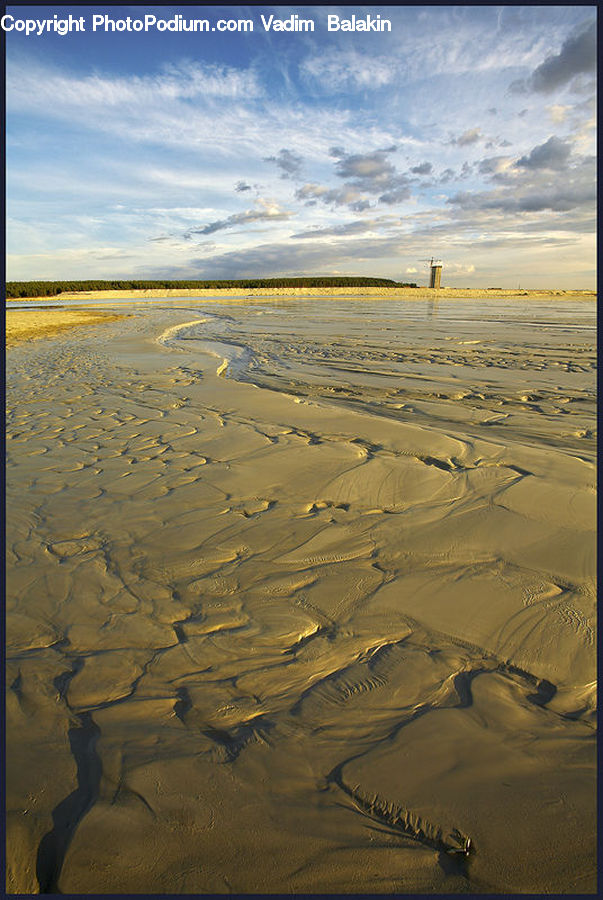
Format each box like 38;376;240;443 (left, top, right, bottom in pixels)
6;289;595;348
6;285;597;302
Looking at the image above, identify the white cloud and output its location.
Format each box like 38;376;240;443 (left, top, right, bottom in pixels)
5;57;362;158
7;59;262;110
547;104;571;123
301;52;394;91
455;128;482;146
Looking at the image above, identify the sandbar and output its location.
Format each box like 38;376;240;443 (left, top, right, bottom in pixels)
6;309;128;347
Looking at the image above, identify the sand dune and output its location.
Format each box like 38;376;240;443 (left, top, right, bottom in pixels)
5;296;596;893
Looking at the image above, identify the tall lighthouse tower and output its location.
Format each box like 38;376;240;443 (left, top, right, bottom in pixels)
420;258;443;288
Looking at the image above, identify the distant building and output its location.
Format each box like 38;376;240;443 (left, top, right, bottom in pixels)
429;264;442;288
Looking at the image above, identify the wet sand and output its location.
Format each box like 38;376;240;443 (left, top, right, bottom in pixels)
5;296;596;893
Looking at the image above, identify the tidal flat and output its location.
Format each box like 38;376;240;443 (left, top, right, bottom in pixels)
5;296;596;893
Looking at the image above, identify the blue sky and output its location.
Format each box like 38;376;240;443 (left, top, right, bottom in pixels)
5;5;597;287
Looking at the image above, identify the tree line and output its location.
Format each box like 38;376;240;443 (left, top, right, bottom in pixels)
5;277;417;298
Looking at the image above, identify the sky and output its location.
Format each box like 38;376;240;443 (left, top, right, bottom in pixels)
5;4;597;287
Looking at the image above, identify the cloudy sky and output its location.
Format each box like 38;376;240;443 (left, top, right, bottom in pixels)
5;4;597;287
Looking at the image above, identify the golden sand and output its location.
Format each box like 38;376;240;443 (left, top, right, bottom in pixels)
5;297;596;893
8;286;596;303
6;309;128;347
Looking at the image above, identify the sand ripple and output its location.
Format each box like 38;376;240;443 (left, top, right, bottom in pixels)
5;299;596;893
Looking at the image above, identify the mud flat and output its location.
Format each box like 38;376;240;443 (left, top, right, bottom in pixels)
5;296;596;893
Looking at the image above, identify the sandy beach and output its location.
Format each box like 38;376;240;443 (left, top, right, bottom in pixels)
8;285;597;303
5;294;596;893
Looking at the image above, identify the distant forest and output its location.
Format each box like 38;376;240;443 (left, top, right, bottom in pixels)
6;277;417;298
